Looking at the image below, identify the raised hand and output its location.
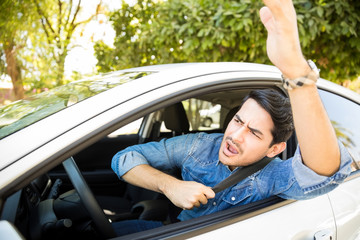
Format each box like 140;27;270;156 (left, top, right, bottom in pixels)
260;0;310;79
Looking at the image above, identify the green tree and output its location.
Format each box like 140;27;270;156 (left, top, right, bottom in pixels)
1;0;104;102
143;0;266;63
0;0;37;100
32;0;103;86
95;0;158;72
296;0;360;83
96;0;359;83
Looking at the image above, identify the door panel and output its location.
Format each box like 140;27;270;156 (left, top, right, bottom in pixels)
328;173;360;240
188;195;335;240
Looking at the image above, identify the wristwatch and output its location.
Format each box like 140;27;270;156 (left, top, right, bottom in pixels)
282;60;320;90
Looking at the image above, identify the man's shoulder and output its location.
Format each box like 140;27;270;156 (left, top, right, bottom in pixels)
182;132;223;164
185;132;223;156
191;132;224;142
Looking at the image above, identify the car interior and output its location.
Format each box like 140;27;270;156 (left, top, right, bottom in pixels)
2;87;299;239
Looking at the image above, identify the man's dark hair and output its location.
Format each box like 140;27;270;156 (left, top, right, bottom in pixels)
242;89;294;146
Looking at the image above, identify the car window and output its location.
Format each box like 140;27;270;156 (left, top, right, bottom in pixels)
319;90;360;171
108;118;143;137
183;99;221;131
0;72;152;140
159;99;222;133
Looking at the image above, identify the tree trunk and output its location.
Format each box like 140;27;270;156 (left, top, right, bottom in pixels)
55;50;67;86
4;43;24;100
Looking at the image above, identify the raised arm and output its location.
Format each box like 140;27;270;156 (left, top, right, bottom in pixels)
260;0;340;176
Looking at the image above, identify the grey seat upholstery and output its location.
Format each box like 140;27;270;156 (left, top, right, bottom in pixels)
222;106;239;132
98;102;190;221
163;102;190;135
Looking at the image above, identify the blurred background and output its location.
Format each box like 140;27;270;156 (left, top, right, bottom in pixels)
1;0;359;105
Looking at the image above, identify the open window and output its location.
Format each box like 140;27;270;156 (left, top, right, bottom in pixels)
1;86;299;239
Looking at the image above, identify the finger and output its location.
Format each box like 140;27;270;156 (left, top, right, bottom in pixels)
203;187;215;199
262;0;293;15
262;0;279;14
259;6;275;33
198;195;209;205
182;203;193;210
184;200;200;210
183;197;201;210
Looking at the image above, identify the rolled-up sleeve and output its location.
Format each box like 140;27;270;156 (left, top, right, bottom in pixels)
292;140;353;194
111;133;197;180
112;150;150;179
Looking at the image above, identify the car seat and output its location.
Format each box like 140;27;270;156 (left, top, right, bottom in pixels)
97;102;190;222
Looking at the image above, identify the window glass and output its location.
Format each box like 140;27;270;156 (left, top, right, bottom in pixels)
108;118;143;137
319;90;360;171
159;99;222;132
183;99;221;131
0;71;152;139
160;121;172;132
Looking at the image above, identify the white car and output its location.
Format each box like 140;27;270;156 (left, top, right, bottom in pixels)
0;63;359;240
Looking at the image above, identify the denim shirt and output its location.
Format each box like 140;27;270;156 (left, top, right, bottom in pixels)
112;132;352;221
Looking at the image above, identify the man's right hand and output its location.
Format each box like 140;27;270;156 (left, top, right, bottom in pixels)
122;164;215;210
161;178;215;210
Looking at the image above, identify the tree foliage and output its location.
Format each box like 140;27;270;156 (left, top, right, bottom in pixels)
32;0;102;86
0;0;37;100
0;0;69;101
95;0;158;72
296;0;360;83
95;0;360;83
0;0;104;104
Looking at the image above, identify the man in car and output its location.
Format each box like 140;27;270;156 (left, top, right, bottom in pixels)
111;0;352;235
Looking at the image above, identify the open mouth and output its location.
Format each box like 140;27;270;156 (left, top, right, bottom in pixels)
223;140;239;156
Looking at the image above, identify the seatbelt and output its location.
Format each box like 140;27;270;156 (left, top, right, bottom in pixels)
212;157;274;194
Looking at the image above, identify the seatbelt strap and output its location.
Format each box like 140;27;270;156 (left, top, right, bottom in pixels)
211;157;273;194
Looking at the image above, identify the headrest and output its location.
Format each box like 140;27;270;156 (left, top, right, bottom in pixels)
163;102;190;134
222;106;239;132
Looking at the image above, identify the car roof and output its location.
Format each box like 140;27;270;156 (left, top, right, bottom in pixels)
119;62;279;73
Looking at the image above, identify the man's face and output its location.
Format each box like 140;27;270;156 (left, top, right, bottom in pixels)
219;98;280;170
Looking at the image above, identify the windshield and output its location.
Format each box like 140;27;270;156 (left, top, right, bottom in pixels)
0;71;151;139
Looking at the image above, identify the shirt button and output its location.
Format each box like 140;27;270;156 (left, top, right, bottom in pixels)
213;202;217;206
231;197;236;201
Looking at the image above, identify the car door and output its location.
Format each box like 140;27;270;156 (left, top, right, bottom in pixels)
318;89;360;240
176;85;360;240
181;195;336;240
48;118;143;197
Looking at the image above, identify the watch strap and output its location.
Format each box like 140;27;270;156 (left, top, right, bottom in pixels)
281;60;320;90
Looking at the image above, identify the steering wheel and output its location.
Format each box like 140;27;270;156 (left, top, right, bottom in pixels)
63;157;116;239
